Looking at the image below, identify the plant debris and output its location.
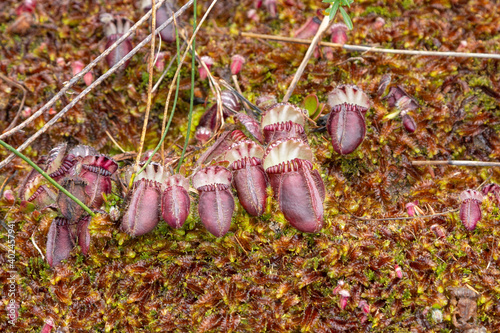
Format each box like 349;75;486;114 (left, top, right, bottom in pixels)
1;0;500;331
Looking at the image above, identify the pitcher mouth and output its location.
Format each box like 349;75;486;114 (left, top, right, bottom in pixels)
327;84;370;114
192;165;232;190
222;140;264;165
263;138;313;171
261;102;307;128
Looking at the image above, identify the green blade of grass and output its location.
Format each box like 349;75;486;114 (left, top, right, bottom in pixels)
0;139;95;217
177;0;197;173
137;23;184;176
339;6;353;30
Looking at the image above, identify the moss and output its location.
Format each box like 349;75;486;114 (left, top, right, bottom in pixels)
2;0;500;332
363;6;399;18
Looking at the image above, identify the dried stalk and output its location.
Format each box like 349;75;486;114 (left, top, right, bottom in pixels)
176;0;199;173
346;208;459;222
234;235;248;255
241;32;500;59
105;130;126;153
151;41;187;93
0;170;17;198
31;231;45;260
137;0;220;174
134;0;158;172
282;16;331;102
153;29;163;67
178;29;224;129
0;73;27;132
0;0;194;170
231;75;244;97
0;0;169;140
412;160;500;167
0;139;95;217
160;14;183;164
218;79;263;116
231;74;255;116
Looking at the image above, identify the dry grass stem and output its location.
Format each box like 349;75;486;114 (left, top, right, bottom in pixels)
178;28;223;128
159;0;220;162
282;16;331;102
234;235;248;255
0;171;17;198
241;32;500;59
203;65;223;129
160;13;184;163
0;0;194;170
153;30;163;67
231;74;255;114
105;131;126;153
0;0;170;140
0;73;27;133
151;42;186;93
346;208;459;222
231;75;244;97
412;160;500;167
31;231;45;260
218;79;263;116
134;0;158;172
466;284;480;295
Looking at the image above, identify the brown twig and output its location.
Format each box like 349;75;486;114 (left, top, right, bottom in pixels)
465;284;480;295
234;234;248;255
0;73;27;132
31;231;45;261
342;172;489;223
231;74;253;114
218;79;263;116
241;32;500;59
0;171;17;198
0;0;170;140
134;0;158;172
179;28;224;129
343;208;459;222
231;75;244;97
105;130;126;153
159;16;186;163
282;16;331;103
112;152;137;162
476;174;492;191
0;0;194;170
412;160;500;167
151;41;187;93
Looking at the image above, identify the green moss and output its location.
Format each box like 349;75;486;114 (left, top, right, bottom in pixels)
363;6;398;18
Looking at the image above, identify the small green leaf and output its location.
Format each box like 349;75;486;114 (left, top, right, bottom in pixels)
312;103;327;120
339;7;353;30
303;94;319;116
329;2;340;21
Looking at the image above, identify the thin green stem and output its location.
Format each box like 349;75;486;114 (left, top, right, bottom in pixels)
0;139;95;217
137;18;183;176
177;0;197;173
134;0;158;173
